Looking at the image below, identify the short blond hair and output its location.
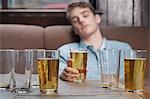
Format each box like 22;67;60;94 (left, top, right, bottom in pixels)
66;0;96;22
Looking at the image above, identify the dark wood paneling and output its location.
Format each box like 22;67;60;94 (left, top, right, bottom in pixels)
0;0;149;26
0;10;69;27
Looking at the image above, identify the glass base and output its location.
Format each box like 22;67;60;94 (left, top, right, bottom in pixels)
32;83;39;88
0;84;9;90
101;83;118;88
126;89;143;92
40;89;57;94
73;79;85;83
15;87;30;93
101;83;111;88
109;84;119;89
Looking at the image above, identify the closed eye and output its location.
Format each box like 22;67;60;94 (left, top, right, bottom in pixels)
72;17;79;24
82;11;90;18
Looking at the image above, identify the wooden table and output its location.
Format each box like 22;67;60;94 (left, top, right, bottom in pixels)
0;80;149;99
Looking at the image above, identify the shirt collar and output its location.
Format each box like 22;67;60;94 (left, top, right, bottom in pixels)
100;37;107;50
79;40;88;49
79;38;107;50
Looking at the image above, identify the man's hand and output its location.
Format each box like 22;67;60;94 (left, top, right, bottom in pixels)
60;59;79;82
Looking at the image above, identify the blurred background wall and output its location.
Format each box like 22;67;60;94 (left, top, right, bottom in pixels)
0;0;149;26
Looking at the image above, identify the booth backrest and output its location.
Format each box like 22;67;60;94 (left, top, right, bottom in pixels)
44;25;79;50
45;26;149;50
0;24;149;50
0;24;44;49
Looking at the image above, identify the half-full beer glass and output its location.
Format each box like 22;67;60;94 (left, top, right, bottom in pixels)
70;50;87;82
38;50;59;93
124;50;147;92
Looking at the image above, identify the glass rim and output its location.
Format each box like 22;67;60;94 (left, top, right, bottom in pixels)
99;49;121;51
125;49;147;52
0;49;15;51
136;50;147;52
24;49;45;51
44;50;60;53
70;50;87;53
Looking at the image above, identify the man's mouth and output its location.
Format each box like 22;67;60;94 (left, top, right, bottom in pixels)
81;25;88;30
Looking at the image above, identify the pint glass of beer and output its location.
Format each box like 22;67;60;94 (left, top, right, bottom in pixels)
70;50;87;83
38;50;59;93
124;50;147;92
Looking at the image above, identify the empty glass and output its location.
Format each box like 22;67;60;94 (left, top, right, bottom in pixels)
31;49;45;88
99;49;121;88
14;50;33;93
0;49;16;91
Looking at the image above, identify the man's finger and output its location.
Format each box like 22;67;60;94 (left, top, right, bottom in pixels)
64;67;79;74
63;70;79;78
60;73;74;82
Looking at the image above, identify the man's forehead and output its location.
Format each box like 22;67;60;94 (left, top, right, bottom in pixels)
70;7;91;17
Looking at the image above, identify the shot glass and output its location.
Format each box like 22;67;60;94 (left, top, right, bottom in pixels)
124;50;147;92
99;49;121;88
14;50;33;93
70;50;88;83
38;50;60;93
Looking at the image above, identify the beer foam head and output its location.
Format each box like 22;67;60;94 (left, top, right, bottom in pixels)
71;50;87;53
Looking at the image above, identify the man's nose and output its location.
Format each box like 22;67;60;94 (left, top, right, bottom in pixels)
78;17;85;24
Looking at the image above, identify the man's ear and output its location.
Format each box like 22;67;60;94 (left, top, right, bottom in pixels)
95;14;101;24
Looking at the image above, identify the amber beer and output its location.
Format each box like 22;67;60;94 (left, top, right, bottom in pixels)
70;51;87;82
124;58;146;91
38;58;59;93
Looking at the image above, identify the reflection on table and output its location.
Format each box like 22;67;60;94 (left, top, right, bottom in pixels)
0;80;149;99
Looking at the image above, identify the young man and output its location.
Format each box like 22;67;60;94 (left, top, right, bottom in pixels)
58;0;132;82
